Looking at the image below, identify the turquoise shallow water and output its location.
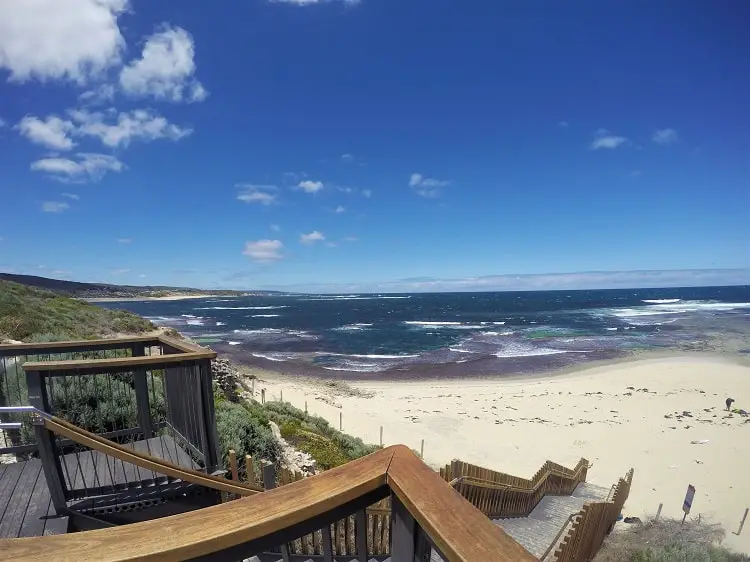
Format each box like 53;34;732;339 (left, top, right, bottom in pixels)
100;286;750;377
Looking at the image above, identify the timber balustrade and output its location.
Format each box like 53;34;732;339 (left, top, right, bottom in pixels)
0;335;224;515
0;445;537;562
441;458;590;517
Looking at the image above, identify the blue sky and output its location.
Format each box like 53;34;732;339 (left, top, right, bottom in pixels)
1;0;748;293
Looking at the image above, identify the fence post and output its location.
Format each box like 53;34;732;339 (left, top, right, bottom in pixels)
340;411;343;431
198;359;221;473
736;508;749;536
280;389;283;403
251;378;255;396
245;455;254;485
262;462;277;490
25;369;67;514
261;388;266;404
420;439;424;459
131;342;153;438
655;503;663;521
229;449;239;481
380;426;383;447
305;400;308;414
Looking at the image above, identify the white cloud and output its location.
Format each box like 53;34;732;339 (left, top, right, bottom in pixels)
344;236;358;242
79;83;116;105
138;274;147;278
361;189;372;198
61;192;80;200
653;128;678;145
119;26;207;103
326;242;338;248
590;129;628;150
558;121;569;128
0;117;6;128
0;0;128;84
270;224;281;232
243;240;284;262
334;205;346;214
298;180;324;193
341;153;354;161
31;152;124;182
69;108;192;147
237;184;278;206
300;230;325;244
15;115;76;150
41;201;70;213
409;172;449;197
116;238;132;244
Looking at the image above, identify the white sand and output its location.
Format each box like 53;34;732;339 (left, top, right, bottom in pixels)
252;355;750;553
85;294;220;302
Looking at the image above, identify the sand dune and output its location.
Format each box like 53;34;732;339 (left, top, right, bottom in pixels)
253;355;750;554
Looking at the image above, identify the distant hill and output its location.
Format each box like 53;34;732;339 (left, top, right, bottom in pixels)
0;273;276;299
0;280;155;342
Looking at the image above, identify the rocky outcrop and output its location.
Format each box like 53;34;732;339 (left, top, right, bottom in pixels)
211;358;241;402
268;421;317;477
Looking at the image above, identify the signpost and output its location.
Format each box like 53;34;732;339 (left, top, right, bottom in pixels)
682;484;696;523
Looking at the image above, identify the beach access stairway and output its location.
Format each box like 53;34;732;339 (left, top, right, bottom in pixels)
493;481;611;559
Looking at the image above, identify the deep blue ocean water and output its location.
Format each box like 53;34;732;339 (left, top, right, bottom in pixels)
100;286;750;378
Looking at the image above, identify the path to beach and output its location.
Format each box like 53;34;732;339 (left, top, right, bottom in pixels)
253;355;750;553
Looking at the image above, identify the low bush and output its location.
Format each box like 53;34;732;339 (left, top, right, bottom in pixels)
595;519;748;562
215;400;281;468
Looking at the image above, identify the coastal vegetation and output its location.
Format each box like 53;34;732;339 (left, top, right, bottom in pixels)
0;280;154;342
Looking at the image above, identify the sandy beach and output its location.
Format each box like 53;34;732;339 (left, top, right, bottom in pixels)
249;354;750;553
85;294;221;302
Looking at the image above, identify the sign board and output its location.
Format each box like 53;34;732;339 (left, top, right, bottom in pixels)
683;484;696;514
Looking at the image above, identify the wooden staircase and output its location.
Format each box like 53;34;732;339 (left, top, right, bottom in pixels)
493;482;611;559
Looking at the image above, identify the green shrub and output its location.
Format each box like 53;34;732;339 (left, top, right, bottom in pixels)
0;280;153;342
215;401;281;469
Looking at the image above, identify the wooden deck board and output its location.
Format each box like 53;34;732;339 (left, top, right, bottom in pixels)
0;435;196;539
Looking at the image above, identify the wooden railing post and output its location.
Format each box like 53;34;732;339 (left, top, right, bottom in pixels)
26;370;68;514
390;493;416;562
198;358;221;473
131;342;154;438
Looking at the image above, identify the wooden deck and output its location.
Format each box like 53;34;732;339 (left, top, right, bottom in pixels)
0;434;196;539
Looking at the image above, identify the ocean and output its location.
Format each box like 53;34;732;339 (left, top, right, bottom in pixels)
99;286;750;379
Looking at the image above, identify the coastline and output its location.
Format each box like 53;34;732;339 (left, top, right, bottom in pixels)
233;352;750;553
85;294;222;302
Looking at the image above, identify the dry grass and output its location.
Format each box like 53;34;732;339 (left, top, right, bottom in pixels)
596;518;748;561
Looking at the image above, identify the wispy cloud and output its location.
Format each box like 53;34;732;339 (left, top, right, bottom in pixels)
409;173;450;197
119;26;207;103
265;269;750;294
334;205;346;214
297;180;324;194
15;115;76;150
652;128;678;145
116;238;132;244
41;201;70;213
31;153;124;183
243;240;284;262
69;108;192;148
340;153;354;162
61;192;80;200
590;129;628;150
237;184;278;205
270;224;281;233
300;230;325;244
110;268;131;275
361;189;372;198
344;236;358;242
558;121;569;128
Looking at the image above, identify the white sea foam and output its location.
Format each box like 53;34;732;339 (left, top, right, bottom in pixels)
216;322;226;326
404;321;485;329
228;341;241;346
480;331;515;337
642;299;682;304
251;352;288;362
493;322;506;325
605;327;618;331
232;328;317;340
494;342;588;358
602;301;750;319
186;319;204;325
195;306;288;310
181;314;198;318
252;314;280;318
333;323;374;331
449;348;477;354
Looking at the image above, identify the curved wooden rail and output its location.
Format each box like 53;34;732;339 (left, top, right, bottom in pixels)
448;458;589;492
0;446;536;562
45;415;262;496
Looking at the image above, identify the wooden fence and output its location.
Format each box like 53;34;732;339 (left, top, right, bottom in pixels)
440;458;590;517
554;468;634;562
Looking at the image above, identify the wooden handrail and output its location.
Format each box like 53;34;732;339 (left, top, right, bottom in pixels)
449;460;589;493
0;447;393;561
388;446;535;561
0;445;536;561
44;415;262;496
0;335;159;355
